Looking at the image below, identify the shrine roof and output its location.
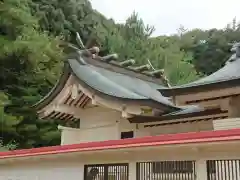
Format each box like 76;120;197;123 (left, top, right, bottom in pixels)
68;58;179;111
33;33;181;113
178;58;240;88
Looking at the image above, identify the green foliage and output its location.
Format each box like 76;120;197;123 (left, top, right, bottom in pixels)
0;93;22;142
30;0;117;47
0;0;63;148
179;19;240;75
104;13;199;85
0;140;17;152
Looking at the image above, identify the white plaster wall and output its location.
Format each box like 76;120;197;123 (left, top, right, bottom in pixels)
118;118;135;133
213;118;240;130
0;140;240;180
60;105;216;145
0;158;204;180
78;125;119;143
60;106;150;145
1;143;239;180
61;107;119;144
60;105;214;145
61;125;119;145
61;128;82;144
135;128;151;137
78;106;120;129
0;161;84;180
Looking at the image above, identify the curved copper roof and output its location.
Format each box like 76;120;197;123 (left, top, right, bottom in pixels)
68;58;180;111
33;53;180;113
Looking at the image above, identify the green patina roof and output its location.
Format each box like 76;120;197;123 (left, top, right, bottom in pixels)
68;58;179;110
159;44;240;93
174;58;240;89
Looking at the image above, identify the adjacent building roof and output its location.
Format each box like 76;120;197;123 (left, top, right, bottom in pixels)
0;128;239;160
159;54;240;96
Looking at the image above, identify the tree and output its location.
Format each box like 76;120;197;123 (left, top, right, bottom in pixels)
104;13;199;85
30;0;117;48
0;93;21;146
0;140;17;152
0;0;64;148
180;19;240;75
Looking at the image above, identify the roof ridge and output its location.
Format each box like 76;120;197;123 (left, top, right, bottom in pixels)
64;32;170;87
94;53;169;84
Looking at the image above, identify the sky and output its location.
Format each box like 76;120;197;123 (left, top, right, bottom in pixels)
90;0;240;36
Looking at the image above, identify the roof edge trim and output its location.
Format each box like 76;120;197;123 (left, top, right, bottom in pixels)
0;128;239;159
69;67;180;113
159;79;240;96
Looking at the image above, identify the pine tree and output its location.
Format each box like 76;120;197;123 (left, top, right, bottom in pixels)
0;0;63;148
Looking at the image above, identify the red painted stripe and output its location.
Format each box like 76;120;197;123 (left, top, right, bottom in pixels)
0;128;239;159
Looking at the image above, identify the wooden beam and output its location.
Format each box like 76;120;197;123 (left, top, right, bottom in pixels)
77;83;143;115
54;104;85;115
176;87;240;105
142;112;229;126
73;92;84;106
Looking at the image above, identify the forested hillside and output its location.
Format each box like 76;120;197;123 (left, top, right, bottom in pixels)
1;0;240;150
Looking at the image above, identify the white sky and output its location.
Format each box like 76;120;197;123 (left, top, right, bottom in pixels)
90;0;240;36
